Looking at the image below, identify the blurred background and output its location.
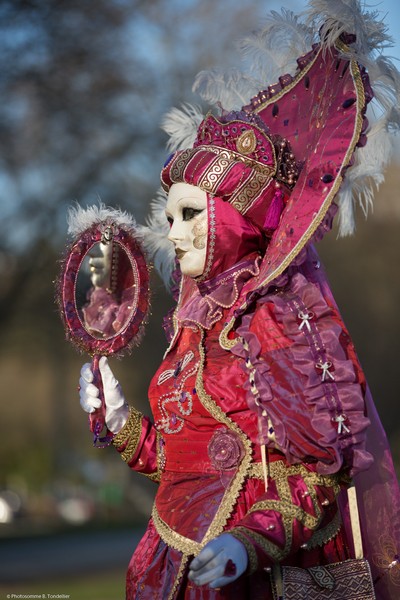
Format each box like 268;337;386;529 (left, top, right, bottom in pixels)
0;0;399;597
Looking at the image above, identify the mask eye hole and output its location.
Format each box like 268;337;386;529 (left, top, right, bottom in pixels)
182;207;204;222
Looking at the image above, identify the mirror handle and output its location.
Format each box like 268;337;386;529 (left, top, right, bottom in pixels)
89;354;114;447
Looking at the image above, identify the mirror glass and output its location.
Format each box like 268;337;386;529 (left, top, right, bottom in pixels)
75;241;139;339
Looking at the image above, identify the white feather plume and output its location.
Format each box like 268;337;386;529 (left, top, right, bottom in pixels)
337;117;393;236
192;9;313;112
161;104;204;152
67;202;138;237
305;0;392;58
193;68;260;112
239;9;313;84
143;188;176;288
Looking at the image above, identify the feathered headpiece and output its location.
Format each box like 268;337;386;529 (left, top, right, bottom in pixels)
145;0;400;288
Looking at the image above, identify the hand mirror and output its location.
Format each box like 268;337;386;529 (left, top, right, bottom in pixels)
57;205;150;446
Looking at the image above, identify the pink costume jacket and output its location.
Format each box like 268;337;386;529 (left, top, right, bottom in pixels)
110;188;397;598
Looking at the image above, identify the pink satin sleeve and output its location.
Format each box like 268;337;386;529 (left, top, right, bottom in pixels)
113;411;162;482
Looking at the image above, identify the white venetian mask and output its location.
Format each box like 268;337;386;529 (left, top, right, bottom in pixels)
166;183;208;278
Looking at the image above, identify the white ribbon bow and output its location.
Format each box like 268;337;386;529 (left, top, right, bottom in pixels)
316;361;335;381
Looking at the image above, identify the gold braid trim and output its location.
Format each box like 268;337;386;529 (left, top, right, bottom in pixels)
142;471;161;483
196;331;253;546
229;529;259;575
220;43;365;347
307;508;342;549
249;461;341;494
112;407;143;463
167;554;190;600
219;324;238;350
248;499;322;531
141;431;163;483
243;460;342;561
233;525;287;562
152;504;201;555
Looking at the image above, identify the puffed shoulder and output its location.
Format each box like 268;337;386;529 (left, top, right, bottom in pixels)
231;271;373;476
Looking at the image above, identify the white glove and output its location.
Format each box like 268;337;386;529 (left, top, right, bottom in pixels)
188;533;248;588
79;356;129;433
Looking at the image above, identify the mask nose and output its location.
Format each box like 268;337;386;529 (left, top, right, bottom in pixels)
167;221;183;245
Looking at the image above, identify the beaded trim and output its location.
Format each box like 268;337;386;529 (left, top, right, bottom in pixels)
241;336;277;447
154;362;198;434
157;351;195;385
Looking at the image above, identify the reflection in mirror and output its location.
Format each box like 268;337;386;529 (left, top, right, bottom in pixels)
75;241;138;339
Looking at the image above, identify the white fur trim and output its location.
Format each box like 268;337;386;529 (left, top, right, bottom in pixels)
67;202;138;237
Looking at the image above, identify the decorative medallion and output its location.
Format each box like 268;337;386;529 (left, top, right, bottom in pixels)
236;129;257;155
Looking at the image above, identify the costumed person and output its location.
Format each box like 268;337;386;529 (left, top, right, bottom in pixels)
78;2;400;598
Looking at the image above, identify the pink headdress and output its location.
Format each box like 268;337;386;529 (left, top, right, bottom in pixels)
149;1;400;290
161;37;371;292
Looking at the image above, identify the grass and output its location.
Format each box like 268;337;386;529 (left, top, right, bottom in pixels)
0;569;126;600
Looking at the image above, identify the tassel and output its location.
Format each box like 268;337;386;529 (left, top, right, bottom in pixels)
264;186;284;231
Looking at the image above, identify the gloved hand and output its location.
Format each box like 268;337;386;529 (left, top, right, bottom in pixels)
79;356;129;433
188;533;248;588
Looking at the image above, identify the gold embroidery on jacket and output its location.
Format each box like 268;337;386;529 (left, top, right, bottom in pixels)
152;331;253;554
195;332;253;546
